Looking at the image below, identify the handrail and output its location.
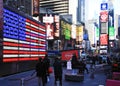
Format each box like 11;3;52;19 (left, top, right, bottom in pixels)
8;71;36;86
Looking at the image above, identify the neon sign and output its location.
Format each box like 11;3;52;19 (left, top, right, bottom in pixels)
3;9;46;62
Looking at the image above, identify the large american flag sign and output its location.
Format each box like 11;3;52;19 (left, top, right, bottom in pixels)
3;8;46;62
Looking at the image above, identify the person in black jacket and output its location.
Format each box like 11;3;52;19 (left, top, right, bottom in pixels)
43;54;50;82
43;54;50;76
53;57;63;86
71;53;79;69
36;58;47;86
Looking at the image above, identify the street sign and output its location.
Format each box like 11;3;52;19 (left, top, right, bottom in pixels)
101;3;108;10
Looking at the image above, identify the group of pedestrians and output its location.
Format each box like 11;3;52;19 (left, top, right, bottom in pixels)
35;54;50;86
71;54;89;74
36;54;63;86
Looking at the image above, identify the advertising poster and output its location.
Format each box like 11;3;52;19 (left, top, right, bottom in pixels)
43;14;54;40
61;20;66;36
54;15;60;38
96;27;100;37
46;23;54;39
65;27;71;40
109;26;115;40
76;26;83;42
43;14;60;40
100;34;108;45
96;27;100;40
61;50;79;61
61;20;71;40
32;0;39;16
100;11;108;22
66;23;71;40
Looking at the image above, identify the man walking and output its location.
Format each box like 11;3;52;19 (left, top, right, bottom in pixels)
53;57;63;86
36;58;47;86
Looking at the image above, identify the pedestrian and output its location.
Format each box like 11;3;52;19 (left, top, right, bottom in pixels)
35;58;47;86
53;56;63;86
71;53;79;69
107;56;112;65
83;60;89;74
43;54;50;82
91;55;96;68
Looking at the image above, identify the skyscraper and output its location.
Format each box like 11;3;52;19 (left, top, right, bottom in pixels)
78;0;85;23
40;0;69;15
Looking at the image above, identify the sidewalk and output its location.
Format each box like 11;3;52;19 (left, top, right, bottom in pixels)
0;65;107;86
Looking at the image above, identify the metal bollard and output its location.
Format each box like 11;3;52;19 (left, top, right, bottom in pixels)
21;78;25;86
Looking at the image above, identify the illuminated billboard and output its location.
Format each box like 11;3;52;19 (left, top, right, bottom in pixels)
61;50;79;61
61;20;71;40
43;14;60;40
2;8;46;62
100;34;108;45
100;11;108;22
109;26;115;40
71;24;76;39
76;26;83;42
54;15;60;38
32;0;39;17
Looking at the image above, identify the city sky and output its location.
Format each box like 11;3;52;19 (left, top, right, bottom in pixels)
87;0;120;20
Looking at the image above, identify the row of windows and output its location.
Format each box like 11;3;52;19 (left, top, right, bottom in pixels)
40;0;69;15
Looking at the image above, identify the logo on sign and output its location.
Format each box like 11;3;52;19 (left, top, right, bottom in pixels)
101;3;108;10
100;11;108;22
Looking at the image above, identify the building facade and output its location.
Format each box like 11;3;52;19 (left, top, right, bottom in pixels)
3;0;32;15
40;0;85;25
40;0;69;15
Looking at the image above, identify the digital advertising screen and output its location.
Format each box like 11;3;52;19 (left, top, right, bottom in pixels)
2;8;46;62
100;11;108;22
65;28;71;40
46;23;54;39
61;20;66;36
43;14;60;40
61;20;71;40
100;34;108;45
76;26;83;42
32;0;39;17
109;26;115;40
54;15;60;38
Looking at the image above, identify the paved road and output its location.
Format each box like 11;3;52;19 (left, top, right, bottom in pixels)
0;65;107;86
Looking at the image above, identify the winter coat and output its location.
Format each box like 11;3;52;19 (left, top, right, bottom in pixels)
53;58;63;76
